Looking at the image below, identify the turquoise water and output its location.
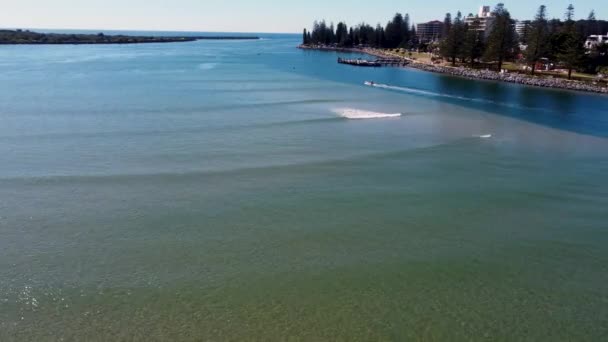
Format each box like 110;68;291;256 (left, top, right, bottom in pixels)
1;33;608;341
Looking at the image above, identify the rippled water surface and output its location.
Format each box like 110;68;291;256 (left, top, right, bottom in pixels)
1;33;608;341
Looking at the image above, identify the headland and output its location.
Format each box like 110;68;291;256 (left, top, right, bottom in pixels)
0;29;260;45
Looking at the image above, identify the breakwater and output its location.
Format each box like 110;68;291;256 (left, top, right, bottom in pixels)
410;63;608;94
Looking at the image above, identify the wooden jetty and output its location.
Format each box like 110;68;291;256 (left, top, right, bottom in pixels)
338;58;380;67
337;57;409;67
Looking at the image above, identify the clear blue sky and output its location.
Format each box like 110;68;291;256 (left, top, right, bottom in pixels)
1;0;605;33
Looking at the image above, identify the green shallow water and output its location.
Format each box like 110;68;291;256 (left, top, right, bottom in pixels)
1;33;608;341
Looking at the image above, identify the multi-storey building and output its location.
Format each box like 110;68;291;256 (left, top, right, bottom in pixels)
416;20;444;42
465;6;496;38
585;33;608;50
515;20;531;41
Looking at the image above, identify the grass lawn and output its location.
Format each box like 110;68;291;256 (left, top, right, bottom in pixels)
502;62;521;72
497;62;604;84
369;50;606;86
406;52;435;63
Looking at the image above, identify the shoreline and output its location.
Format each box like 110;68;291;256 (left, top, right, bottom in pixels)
0;38;261;45
0;29;260;45
298;45;608;95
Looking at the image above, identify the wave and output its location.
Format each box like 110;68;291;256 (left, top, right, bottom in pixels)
57;53;144;64
198;63;218;70
0;139;471;184
0;116;345;141
333;108;402;120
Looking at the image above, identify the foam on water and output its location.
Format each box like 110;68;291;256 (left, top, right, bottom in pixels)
333;108;402;120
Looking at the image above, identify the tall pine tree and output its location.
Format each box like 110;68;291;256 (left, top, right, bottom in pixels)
440;12;465;66
463;18;485;67
401;14;411;47
524;5;549;75
558;4;585;79
484;4;517;71
442;13;452;38
385;13;405;49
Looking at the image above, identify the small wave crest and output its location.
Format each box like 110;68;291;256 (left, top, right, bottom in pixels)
198;63;218;70
333;108;402;120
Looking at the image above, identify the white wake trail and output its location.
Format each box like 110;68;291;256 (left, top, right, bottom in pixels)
333;108;402;120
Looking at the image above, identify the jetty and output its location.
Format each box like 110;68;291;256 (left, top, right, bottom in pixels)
337;57;409;67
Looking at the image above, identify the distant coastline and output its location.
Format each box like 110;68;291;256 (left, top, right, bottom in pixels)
299;44;608;95
0;29;260;45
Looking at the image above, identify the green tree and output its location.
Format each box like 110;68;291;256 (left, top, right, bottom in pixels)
401;14;411;47
557;4;585;79
524;5;549;75
335;22;348;46
586;10;598;36
462;19;485;67
385;13;405;48
565;4;574;21
484;3;517;71
442;13;452;38
440;12;465;65
375;24;386;47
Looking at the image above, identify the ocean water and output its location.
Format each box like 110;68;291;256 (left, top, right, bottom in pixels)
1;33;607;341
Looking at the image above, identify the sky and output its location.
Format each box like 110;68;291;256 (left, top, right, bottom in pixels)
1;0;605;33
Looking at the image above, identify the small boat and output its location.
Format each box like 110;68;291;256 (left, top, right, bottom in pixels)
364;81;375;86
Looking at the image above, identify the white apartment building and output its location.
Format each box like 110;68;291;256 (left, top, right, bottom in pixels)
585;33;608;50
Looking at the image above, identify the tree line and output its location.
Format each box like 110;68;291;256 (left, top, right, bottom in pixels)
303;3;608;77
0;29;261;45
440;3;597;78
303;13;419;50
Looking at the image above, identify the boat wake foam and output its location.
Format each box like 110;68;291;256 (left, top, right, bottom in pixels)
477;134;493;139
333;108;402;120
366;81;479;101
364;82;542;111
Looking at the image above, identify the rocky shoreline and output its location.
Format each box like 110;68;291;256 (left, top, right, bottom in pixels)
405;63;608;94
299;45;608;95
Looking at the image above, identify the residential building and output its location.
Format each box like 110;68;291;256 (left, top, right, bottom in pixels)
585;33;608;50
416;20;444;42
515;20;531;41
478;6;492;18
465;6;496;38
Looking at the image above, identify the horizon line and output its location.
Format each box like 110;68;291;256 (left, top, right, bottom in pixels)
1;26;301;35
